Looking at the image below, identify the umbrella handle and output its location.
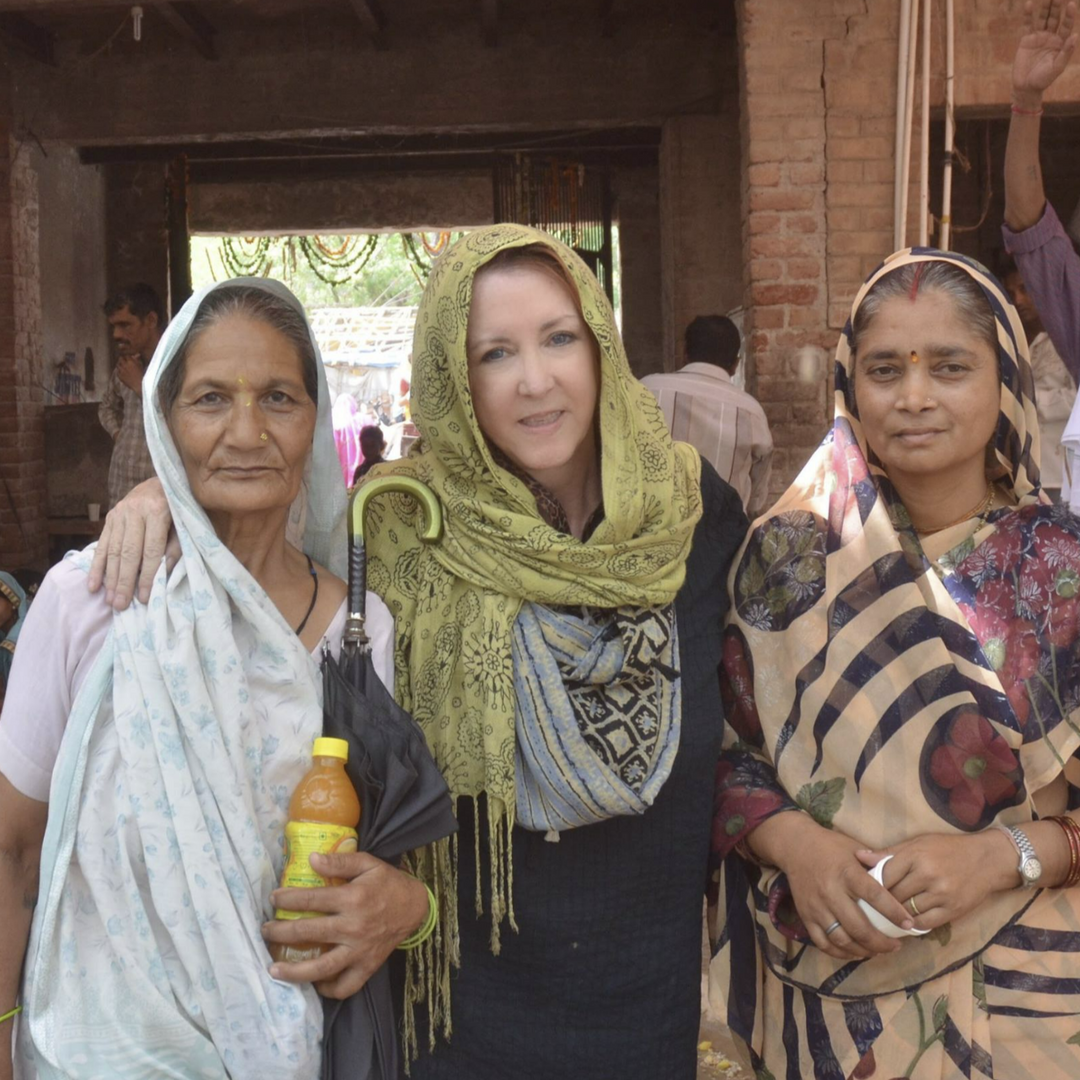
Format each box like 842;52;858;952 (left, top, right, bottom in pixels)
345;476;443;649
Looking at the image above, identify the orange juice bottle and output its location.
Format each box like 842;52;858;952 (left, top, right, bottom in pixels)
270;737;361;964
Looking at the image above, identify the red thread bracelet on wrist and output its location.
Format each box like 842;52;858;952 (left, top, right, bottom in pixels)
1011;103;1045;117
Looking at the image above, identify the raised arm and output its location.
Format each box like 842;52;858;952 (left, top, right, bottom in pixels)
1004;0;1077;231
0;775;47;1080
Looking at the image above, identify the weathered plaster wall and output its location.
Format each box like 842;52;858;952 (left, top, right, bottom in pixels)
189;171;494;235
36;145;109;396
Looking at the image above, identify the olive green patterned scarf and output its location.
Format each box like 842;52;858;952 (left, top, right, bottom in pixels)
360;224;702;1051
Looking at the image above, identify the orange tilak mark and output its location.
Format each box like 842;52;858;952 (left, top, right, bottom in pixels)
910;351;920;364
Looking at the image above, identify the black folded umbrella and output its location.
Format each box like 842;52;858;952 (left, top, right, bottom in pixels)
320;476;458;1080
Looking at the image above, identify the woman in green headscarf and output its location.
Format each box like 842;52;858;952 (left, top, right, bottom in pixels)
95;225;750;1079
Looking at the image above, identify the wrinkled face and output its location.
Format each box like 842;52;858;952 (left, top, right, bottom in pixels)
168;314;317;517
108;304;159;360
853;290;1001;485
465;264;599;489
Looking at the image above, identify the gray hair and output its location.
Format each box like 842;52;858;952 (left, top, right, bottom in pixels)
851;261;999;359
158;285;319;414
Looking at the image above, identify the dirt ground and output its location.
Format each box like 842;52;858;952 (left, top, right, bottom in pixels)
696;917;752;1080
696;1019;750;1079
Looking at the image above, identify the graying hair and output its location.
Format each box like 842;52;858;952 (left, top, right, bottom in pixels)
158;285;319;413
851;261;998;359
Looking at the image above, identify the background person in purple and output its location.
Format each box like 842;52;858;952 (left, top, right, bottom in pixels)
1002;0;1080;506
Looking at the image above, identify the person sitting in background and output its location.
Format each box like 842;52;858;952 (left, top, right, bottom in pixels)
642;314;774;518
0;570;40;710
1002;0;1080;504
99;283;166;509
1003;261;1076;499
352;424;386;486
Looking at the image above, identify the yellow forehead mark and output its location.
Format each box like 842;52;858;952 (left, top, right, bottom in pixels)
910;350;919;364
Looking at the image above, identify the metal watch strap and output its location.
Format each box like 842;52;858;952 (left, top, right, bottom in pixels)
995;823;1042;887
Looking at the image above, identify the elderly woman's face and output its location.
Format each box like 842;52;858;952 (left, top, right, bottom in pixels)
169;314;316;517
853;289;1000;484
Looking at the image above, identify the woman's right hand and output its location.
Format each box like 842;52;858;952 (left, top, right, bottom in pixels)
749;812;913;961
87;478;178;610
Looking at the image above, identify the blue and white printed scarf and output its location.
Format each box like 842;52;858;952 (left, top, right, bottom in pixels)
511;602;681;836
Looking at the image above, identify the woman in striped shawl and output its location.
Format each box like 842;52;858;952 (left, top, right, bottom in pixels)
711;248;1080;1079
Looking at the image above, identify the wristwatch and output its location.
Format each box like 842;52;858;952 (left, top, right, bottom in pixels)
995;823;1043;888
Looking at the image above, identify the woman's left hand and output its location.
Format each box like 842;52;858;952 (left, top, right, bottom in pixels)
262;850;430;999
856;830;1017;930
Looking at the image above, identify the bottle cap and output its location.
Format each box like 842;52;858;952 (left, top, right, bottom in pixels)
313;737;349;762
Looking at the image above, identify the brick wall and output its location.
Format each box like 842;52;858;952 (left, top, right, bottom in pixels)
736;0;1079;496
0;110;46;567
737;0;836;494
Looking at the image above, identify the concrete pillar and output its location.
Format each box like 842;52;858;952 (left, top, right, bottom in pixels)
613;165;663;378
0;69;46;567
658;110;742;373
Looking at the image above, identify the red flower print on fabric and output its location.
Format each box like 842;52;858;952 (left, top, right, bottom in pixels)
721;628;762;744
927;711;1020;828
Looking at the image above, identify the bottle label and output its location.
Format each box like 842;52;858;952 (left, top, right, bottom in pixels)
274;821;359;921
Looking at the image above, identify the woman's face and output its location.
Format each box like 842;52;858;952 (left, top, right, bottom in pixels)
853;289;1000;486
465;264;599;490
169;314;317;517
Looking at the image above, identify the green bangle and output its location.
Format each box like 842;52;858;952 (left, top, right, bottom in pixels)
396;882;438;951
0;1005;21;1024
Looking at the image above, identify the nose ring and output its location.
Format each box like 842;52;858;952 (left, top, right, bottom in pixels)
259;432;268;442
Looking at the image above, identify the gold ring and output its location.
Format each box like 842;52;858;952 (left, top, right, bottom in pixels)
907;896;920;917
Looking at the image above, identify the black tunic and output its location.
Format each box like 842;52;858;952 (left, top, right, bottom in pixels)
395;462;748;1080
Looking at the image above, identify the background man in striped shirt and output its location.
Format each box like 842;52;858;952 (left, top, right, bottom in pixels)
642;315;774;518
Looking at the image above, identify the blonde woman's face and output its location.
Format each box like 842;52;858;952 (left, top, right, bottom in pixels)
465;264;599;489
853;290;1000;484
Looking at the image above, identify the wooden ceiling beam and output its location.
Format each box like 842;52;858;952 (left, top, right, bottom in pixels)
0;12;53;64
480;0;497;47
347;0;387;50
154;2;216;61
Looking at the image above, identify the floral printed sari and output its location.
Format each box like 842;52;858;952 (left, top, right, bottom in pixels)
709;249;1080;1080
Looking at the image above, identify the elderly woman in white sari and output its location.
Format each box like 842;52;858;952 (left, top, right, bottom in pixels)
0;279;431;1079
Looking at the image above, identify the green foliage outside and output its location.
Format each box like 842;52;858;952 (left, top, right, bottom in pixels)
191;229;621;317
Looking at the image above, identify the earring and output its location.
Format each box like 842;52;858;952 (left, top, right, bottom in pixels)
259;432;268;442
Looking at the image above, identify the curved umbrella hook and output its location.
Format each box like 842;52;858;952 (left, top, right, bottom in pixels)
345;476;443;651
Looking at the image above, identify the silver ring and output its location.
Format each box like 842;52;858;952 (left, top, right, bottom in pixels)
824;920;842;936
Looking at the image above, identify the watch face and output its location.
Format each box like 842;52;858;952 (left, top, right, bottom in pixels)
1022;858;1042;883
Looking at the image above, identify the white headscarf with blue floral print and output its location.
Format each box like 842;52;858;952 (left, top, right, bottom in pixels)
20;278;346;1079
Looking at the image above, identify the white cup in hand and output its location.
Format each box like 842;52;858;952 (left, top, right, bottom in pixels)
857;855;931;939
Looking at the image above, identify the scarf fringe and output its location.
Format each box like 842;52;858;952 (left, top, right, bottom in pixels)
401;795;517;1068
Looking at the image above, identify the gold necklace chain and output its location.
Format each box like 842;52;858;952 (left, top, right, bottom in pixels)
911;485;995;535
